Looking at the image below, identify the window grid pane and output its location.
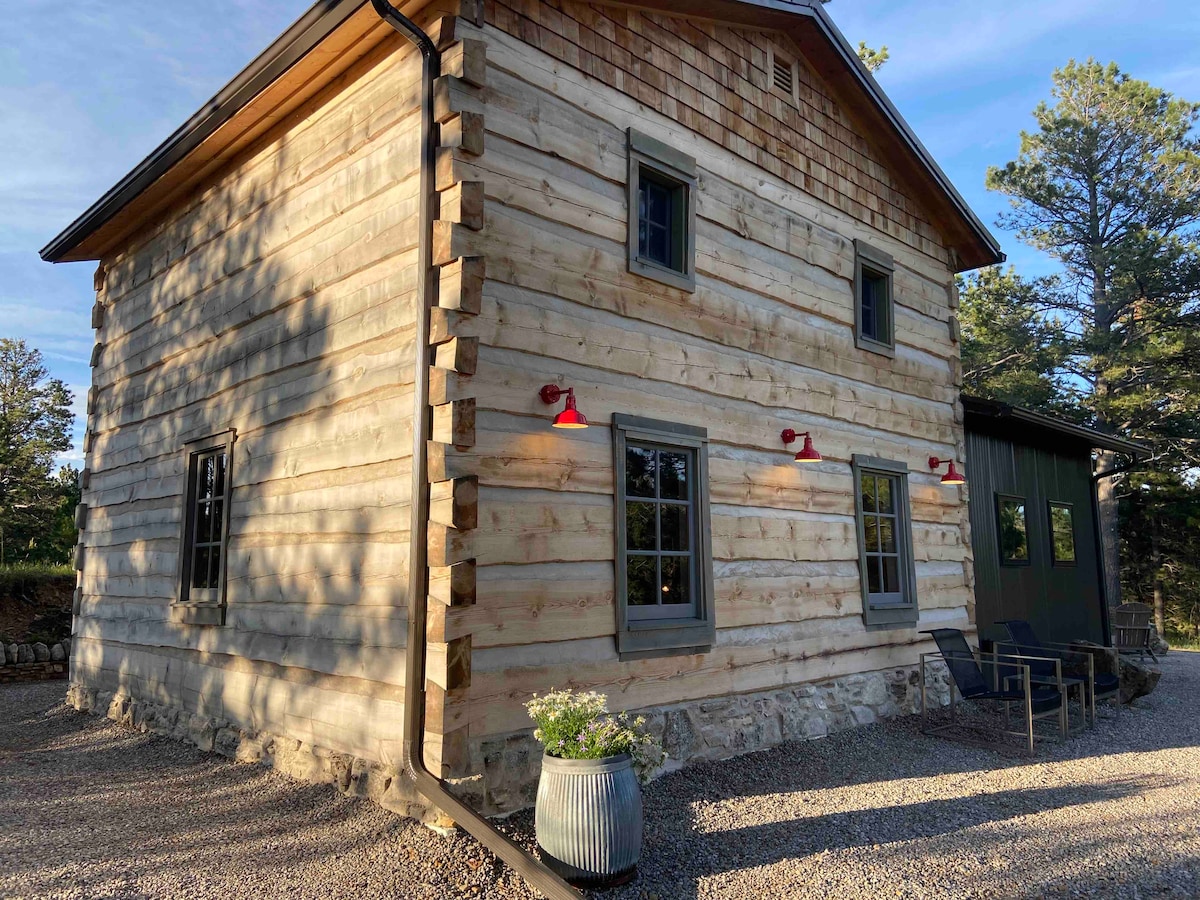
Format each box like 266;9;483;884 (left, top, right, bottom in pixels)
622;442;697;617
187;449;228;595
861;471;908;606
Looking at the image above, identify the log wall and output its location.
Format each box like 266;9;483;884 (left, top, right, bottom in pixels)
73;8;486;774
440;8;974;745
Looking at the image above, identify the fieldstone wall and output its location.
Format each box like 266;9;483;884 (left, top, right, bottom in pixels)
461;663;953;815
0;639;71;684
66;661;952;821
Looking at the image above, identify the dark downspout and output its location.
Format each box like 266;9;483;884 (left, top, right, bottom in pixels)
368;3;581;898
1091;455;1139;644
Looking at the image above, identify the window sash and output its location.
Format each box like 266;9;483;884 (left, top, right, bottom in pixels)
853;241;895;355
852;456;917;626
613;414;714;657
622;441;699;621
997;494;1031;566
176;431;235;612
1048;501;1077;565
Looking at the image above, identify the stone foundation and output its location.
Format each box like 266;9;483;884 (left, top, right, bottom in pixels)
65;682;449;827
462;663;953;815
67;661;951;821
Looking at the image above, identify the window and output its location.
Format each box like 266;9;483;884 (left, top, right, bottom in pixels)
1048;502;1076;565
627;128;697;292
854;240;895;356
997;495;1030;566
614;415;714;658
173;429;236;625
852;456;918;628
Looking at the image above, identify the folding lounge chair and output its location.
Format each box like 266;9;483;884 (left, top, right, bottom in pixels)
998;619;1120;727
920;628;1068;755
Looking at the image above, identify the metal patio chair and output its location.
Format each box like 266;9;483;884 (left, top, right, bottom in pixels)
920;628;1069;756
1113;602;1158;662
998;619;1120;727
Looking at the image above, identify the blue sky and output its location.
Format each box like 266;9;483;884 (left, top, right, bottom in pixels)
3;0;1198;466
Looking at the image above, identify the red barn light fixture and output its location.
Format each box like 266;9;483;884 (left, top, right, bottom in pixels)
539;384;588;429
781;428;822;463
929;456;965;485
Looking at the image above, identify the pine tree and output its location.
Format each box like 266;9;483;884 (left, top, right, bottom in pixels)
0;339;74;564
958;267;1072;413
987;59;1200;611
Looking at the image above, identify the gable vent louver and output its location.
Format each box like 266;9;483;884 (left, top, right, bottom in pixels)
773;56;794;95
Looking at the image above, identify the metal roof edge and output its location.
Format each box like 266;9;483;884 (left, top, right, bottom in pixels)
40;0;367;263
961;395;1150;458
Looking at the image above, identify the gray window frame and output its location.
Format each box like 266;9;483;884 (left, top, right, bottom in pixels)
996;493;1032;568
613;414;714;659
172;428;236;626
853;239;896;357
851;455;918;628
1047;500;1077;567
627;128;697;293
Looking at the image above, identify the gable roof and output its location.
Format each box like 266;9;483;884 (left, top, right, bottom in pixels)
41;0;1004;270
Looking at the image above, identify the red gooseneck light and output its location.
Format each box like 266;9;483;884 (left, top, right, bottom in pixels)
539;384;588;429
929;456;965;486
781;428;822;463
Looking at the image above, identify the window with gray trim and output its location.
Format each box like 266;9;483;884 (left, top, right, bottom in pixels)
174;429;236;625
852;455;918;627
614;415;714;658
854;240;895;356
627;129;697;293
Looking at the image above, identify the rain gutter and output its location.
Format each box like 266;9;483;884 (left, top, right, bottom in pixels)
368;2;580;897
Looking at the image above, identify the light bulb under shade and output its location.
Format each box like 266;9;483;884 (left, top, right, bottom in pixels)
793;434;822;463
552;408;589;428
939;461;965;485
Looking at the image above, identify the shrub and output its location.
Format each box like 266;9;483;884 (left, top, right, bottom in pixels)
525;689;666;784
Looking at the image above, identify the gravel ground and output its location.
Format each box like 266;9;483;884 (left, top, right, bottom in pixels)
3;653;1199;899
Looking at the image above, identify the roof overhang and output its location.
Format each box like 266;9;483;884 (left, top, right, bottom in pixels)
41;0;1004;270
962;396;1150;458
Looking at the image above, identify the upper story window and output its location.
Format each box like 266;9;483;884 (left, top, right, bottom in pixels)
627;128;697;293
613;415;714;658
854;240;895;356
852;455;918;628
173;429;236;625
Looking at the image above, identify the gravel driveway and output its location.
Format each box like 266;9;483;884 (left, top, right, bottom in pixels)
3;652;1199;899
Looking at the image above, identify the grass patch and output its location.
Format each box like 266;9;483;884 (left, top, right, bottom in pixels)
0;562;74;595
1166;631;1200;651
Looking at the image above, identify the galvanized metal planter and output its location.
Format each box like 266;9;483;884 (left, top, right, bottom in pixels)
535;752;643;886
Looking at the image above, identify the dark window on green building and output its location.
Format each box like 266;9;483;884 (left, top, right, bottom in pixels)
997;495;1030;565
1048;502;1076;565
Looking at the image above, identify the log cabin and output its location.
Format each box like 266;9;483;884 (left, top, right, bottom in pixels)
42;0;1008;827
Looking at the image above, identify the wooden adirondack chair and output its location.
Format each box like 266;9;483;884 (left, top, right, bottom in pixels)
1113;602;1157;662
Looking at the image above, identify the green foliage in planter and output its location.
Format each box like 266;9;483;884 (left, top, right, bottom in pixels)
526;689;666;783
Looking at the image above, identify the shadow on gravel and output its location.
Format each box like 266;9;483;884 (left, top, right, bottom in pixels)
626;775;1173;895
